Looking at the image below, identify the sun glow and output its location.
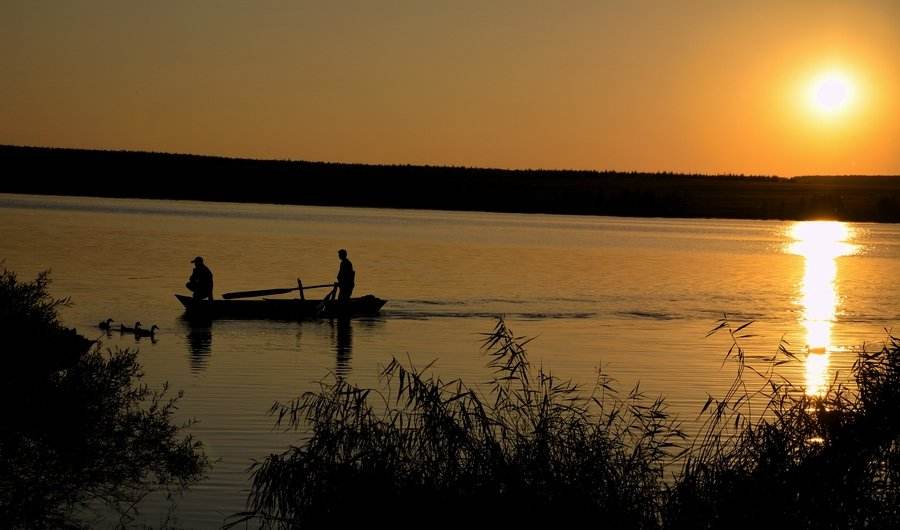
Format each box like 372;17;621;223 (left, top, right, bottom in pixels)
787;221;858;396
809;71;856;115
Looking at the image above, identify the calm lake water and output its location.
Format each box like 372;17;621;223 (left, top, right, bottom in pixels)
2;193;900;527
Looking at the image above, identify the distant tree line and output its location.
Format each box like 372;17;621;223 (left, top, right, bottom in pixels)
2;145;899;222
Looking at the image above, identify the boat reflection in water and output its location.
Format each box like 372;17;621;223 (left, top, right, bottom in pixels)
787;221;858;396
331;318;353;378
180;318;213;373
328;317;385;379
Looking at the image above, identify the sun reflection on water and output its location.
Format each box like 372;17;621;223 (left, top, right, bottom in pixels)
787;221;858;396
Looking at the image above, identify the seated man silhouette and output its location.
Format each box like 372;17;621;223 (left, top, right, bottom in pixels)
186;256;214;301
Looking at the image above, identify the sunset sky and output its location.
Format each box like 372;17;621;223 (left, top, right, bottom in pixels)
2;1;899;176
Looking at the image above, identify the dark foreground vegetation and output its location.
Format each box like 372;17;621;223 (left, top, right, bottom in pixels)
3;145;900;222
231;319;900;529
0;268;208;528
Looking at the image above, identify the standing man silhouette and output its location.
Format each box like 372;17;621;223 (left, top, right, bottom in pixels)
335;249;355;303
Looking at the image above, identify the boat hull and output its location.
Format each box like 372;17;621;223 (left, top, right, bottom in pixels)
175;294;387;320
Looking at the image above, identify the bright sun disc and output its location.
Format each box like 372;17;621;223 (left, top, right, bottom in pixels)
810;72;854;113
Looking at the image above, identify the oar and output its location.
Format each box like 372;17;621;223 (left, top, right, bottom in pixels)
222;283;334;300
316;285;338;315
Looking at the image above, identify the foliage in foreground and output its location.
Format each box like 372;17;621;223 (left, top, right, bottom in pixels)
232;319;686;528
236;316;900;530
666;321;900;529
0;268;208;529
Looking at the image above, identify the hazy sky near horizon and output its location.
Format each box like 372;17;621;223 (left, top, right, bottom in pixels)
2;1;899;176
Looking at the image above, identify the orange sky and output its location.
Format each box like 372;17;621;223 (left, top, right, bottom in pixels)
2;1;898;175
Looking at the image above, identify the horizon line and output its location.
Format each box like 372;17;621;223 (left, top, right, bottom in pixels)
6;143;898;180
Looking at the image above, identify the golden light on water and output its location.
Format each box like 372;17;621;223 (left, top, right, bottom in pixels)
804;353;831;397
787;221;858;396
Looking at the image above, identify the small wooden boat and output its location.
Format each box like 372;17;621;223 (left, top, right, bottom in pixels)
175;294;387;320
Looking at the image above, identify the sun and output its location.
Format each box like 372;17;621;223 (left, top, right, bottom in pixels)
809;71;855;114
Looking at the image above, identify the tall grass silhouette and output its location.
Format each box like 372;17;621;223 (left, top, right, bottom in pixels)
230;317;900;529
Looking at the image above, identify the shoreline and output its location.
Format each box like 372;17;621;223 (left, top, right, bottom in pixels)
3;145;899;223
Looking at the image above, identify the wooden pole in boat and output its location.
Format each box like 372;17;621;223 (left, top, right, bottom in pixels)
298;278;304;301
222;283;335;299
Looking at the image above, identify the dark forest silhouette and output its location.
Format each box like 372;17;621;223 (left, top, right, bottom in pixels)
2;145;899;222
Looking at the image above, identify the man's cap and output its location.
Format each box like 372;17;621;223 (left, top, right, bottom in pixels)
191;256;204;264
